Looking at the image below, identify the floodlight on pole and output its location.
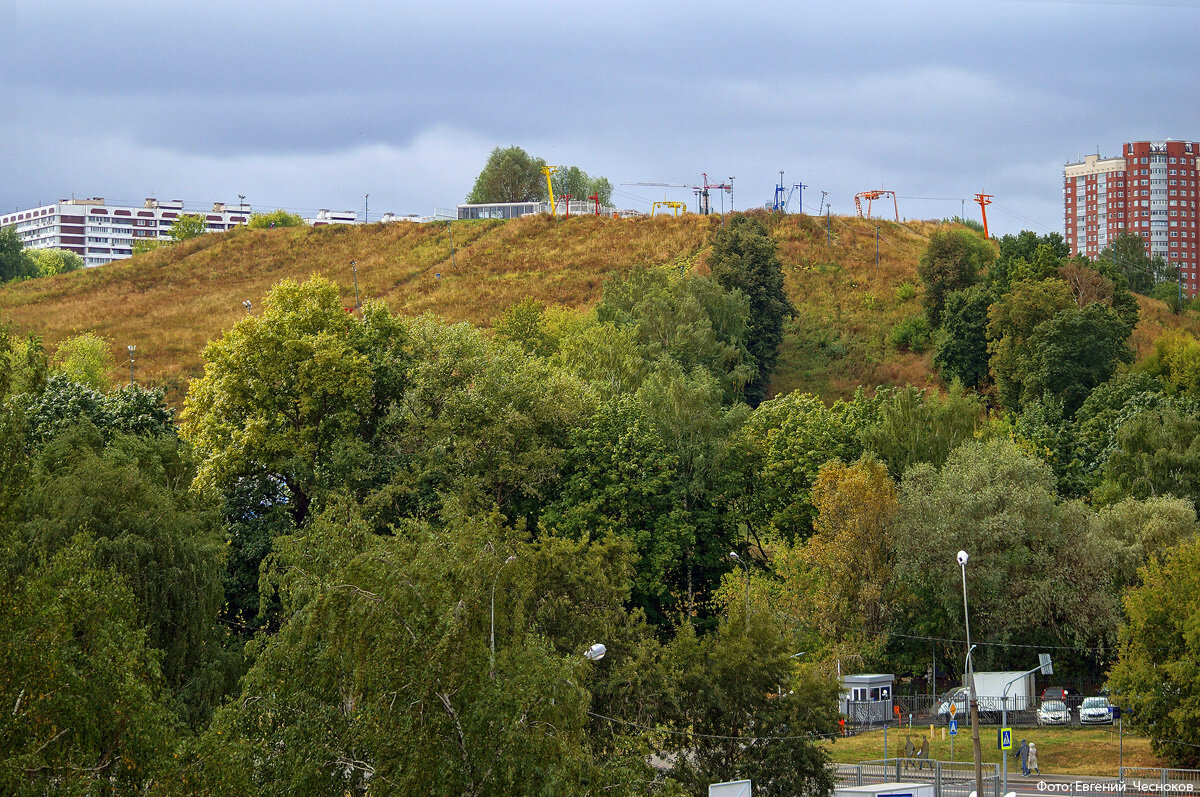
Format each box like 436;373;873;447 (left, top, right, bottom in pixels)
958;550;983;797
242;300;252;314
127;344;136;385
584;643;606;661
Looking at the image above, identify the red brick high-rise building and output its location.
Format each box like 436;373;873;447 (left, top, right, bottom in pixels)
1064;139;1200;296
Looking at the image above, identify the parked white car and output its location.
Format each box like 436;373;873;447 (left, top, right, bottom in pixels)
1079;696;1113;725
1037;699;1070;725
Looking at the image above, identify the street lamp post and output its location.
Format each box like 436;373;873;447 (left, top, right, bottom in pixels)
127;344;136;385
729;551;750;620
958;551;983;797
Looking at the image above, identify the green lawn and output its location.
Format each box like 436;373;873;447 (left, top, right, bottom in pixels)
820;726;1161;776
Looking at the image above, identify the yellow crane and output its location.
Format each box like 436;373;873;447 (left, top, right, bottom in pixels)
542;165;561;216
652;201;686;217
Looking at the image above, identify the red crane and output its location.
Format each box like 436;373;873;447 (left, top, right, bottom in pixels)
854;190;899;222
974;193;993;239
694;173;732;215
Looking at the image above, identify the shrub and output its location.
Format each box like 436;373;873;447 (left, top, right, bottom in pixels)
890;315;934;353
894;282;917;303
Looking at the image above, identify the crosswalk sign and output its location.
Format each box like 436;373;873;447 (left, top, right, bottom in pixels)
949;719;958;736
999;727;1013;750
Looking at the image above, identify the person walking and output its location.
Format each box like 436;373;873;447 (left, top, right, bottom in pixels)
1028;742;1040;775
1019;739;1030;776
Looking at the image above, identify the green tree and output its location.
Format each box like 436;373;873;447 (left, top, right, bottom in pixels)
658;610;838;797
933;283;994;388
0;534;177;794
466;145;549;203
1108;535;1200;766
168;509;654;795
1020;303;1135;416
14;425;229;726
1094;407;1200;509
247;209;304;228
169;213;208;242
593;266;755;404
730;391;863;542
707;216;795;406
917;228;993;327
0;227;36;283
1091;496;1199;592
26;247;83;277
554;166;613;206
22;376;174;446
51;331;113;390
802;456;900;643
1098;231;1169;295
369;315;587;526
858;384;984;479
181;277;402;526
987;278;1074;411
989;231;1069;292
894;439;1119;665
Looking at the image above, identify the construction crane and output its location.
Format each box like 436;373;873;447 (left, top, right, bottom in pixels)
854;190;899;222
542;165;562;216
772;171;806;213
623;173;731;215
974;192;993;238
695;173;732;215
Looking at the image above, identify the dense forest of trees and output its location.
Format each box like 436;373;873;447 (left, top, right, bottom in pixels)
3;217;1200;792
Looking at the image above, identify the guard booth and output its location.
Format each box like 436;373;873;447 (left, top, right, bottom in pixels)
841;673;895;725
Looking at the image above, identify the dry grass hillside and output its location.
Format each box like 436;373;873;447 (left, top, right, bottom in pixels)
3;212;1199;405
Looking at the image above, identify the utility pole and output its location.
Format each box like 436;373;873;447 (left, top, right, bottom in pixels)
876;227;880;268
819;190;828;216
127;344;136;386
364;194;369;224
350;260;360;311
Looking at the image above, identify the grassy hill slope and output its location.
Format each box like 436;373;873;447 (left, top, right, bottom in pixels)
2;212;1197;404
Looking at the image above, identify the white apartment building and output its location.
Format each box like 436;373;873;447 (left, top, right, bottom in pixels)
0;198;253;267
1;198;369;267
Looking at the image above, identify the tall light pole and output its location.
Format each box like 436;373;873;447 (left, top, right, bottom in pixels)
958;550;983;797
729;551;750;620
350;260;360;311
490;555;517;679
242;300;252;315
127;344;136;385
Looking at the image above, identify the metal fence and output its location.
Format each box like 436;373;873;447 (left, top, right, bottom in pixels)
832;758;1001;797
868;695;1122;729
1119;767;1199;797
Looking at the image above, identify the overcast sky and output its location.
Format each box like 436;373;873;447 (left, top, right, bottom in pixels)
4;0;1200;236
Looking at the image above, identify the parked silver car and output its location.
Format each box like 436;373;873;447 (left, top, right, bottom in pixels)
1037;699;1070;725
1079;696;1113;725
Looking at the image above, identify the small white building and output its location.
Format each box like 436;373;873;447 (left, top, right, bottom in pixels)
307;209;358;226
841;673;895;725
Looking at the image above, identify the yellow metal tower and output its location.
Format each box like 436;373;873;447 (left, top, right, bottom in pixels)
542;165;561;216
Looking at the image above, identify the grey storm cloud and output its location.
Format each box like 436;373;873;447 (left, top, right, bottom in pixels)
4;0;1200;232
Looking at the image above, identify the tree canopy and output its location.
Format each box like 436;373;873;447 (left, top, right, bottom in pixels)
466;146;613;206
